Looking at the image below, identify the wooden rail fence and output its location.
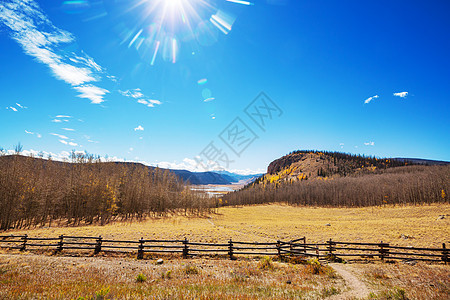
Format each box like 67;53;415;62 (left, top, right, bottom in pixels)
0;235;447;264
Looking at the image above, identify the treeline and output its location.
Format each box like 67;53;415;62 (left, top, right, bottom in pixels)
223;165;449;207
0;152;213;230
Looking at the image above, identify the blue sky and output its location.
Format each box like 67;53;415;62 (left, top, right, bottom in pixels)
1;0;449;174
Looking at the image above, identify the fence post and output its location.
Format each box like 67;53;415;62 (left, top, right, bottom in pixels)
182;237;189;259
384;242;390;260
228;239;234;260
94;235;102;255
315;243;319;260
137;237;144;260
20;234;27;251
57;235;64;252
328;238;333;253
303;236;306;255
443;243;448;265
379;241;384;261
289;241;293;256
277;240;282;259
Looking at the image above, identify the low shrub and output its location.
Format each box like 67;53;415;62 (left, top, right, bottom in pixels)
258;256;274;270
136;273;147;283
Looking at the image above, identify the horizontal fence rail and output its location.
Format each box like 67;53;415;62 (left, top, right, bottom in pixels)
0;235;447;264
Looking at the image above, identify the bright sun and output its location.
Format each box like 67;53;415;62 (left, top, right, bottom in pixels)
126;0;252;64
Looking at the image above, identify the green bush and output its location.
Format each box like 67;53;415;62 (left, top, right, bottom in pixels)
136;273;147;283
94;286;110;300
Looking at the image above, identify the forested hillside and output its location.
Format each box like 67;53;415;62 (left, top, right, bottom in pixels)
0;153;213;230
223;151;449;207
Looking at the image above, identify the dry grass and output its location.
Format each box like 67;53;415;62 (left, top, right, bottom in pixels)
6;204;449;247
0;253;343;299
355;262;450;299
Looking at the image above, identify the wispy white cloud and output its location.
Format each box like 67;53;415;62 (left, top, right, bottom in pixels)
51;115;71;123
149;99;162;105
204;97;215;102
74;85;109;104
364;95;379;104
61;128;75;131
25;130;41;138
6;102;26;111
119;88;162;108
107;75;117;82
393;91;408;98
364;141;375;146
15;103;27;109
83;135;99;143
51;133;69;140
58;139;79;147
119;89;143;99
134;125;144;131
0;0;109;104
339;143;344;149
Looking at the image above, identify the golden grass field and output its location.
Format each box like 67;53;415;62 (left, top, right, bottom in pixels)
1;204;449;299
7;204;450;247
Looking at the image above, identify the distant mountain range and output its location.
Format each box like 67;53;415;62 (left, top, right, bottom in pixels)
392;158;450;165
169;169;262;185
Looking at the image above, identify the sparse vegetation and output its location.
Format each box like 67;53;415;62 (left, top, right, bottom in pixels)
184;264;199;275
94;287;110;300
360;262;449;299
320;286;340;297
307;258;322;274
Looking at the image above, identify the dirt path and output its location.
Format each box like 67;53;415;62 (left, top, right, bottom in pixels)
328;263;370;299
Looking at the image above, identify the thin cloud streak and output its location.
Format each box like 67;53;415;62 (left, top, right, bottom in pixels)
364;95;379;104
119;88;162;108
51;133;69;140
